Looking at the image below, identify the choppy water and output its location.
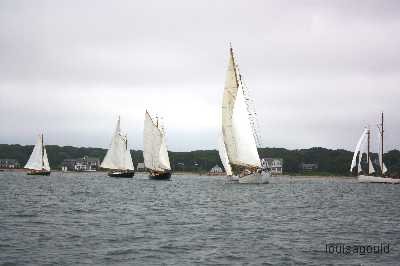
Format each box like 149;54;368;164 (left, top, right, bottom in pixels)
0;172;399;265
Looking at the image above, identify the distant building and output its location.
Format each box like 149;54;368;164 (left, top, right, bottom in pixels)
137;162;146;171
61;156;100;172
263;158;283;175
208;165;224;175
0;159;20;169
301;163;318;171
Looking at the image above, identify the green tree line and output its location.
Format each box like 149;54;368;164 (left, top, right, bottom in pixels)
0;144;399;175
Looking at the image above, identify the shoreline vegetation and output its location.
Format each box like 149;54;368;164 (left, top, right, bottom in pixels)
0;144;399;176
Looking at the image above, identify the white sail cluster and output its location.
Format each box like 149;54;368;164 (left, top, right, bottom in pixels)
221;47;261;169
24;134;50;171
101;117;134;171
143;111;171;172
350;127;387;174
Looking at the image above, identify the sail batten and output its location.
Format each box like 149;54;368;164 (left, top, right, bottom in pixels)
143;111;171;172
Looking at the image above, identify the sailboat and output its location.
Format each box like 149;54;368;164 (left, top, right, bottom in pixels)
101;117;135;178
25;134;51;176
220;45;270;184
143;111;172;180
350;112;400;184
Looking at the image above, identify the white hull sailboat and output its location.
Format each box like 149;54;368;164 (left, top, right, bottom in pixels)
220;45;270;184
358;175;400;184
143;111;172;180
25;134;51;176
101;117;135;178
351;112;399;184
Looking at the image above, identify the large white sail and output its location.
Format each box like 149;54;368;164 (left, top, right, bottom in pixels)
218;133;232;176
143;111;171;171
350;129;368;172
24;134;50;171
101;118;134;170
221;47;261;168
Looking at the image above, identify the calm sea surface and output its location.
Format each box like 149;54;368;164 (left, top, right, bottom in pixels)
0;172;399;265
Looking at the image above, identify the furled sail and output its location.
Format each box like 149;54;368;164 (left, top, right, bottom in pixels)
350;129;368;172
218;133;233;176
143;111;171;171
221;47;261;168
24;134;50;171
101;117;134;170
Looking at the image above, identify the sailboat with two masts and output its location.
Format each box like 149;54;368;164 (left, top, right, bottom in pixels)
350;112;400;184
220;45;270;184
25;134;51;176
101;117;135;178
143;111;172;180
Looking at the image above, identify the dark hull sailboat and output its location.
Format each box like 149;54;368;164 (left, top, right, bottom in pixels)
27;170;50;176
108;170;135;178
101;117;135;179
149;170;171;180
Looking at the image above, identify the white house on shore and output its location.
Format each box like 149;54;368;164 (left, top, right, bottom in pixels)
263;158;283;175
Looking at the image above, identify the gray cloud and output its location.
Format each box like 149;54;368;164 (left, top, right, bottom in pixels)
1;0;399;151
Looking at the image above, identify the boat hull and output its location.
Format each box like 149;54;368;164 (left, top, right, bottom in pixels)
149;171;171;180
27;170;50;176
358;175;400;184
238;171;270;184
227;175;239;182
108;170;135;178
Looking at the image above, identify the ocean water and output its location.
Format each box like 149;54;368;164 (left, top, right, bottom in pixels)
0;172;399;265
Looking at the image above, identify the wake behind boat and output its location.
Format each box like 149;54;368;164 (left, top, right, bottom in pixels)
143;111;172;180
25;134;51;176
220;45;269;184
101;117;135;178
350;112;399;184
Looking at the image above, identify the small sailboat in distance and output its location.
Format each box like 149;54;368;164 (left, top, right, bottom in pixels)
25;134;51;176
101;116;135;178
350;112;400;184
221;44;270;184
143;110;172;180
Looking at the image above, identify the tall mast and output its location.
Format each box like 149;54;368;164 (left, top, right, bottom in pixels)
41;134;44;169
381;112;384;174
367;127;370;174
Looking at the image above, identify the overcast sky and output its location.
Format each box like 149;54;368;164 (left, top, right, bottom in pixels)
0;0;399;152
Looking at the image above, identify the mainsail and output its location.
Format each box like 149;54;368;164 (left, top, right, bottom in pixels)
143;111;171;171
101;117;134;170
218;133;233;176
24;134;50;171
221;46;261;169
350;128;368;172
